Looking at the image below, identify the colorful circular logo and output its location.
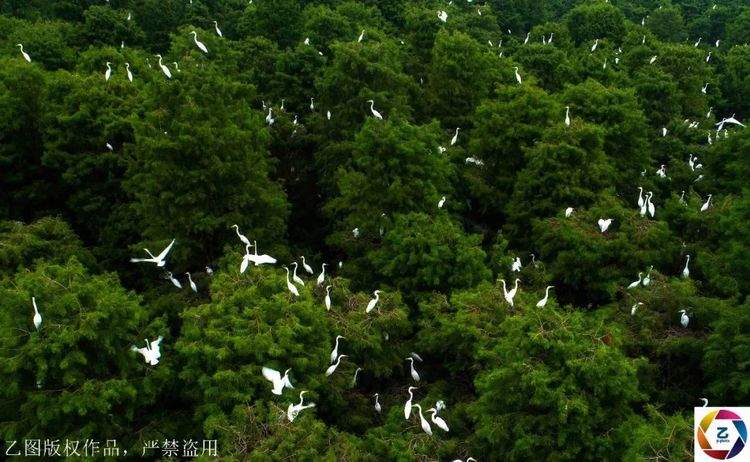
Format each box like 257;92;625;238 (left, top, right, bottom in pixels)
697;409;748;460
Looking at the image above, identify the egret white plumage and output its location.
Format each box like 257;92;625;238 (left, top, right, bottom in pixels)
438;10;448;22
374;393;382;413
682;255;690;278
330;335;344;363
191;31;208;53
367;100;383;119
405;357;420;382
287;390;315;422
165;272;182;289
131;337;163;365
500;278;519;307
17;44;31;62
679;309;689;327
186;272;197;292
631;302;643;315
451;127;459;145
262;367;294;395
438;196;446;208
325;285;332;310
637;187;644;207
316;263;327;286
642;266;652;286
627;273;643;289
598;218;612;233
366;290;381;313
591;39;599;52
325;354;347;376
536;286;554;307
300;256;314;274
404;386;418;419
352;367;362;386
511;256;522;272
700;398;708;407
411;404;432;435
31;297;42;331
358;30;365;42
514;66;522;84
282;266;300;297
565;207;574;217
155;54;172;78
125;62;133;82
104;62;112;81
700;194;712;212
427;408;450;432
130;239;175;267
291;262;305;286
565;106;570;126
214;21;222;37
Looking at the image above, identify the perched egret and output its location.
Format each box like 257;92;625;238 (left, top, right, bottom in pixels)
565;207;574;217
598;218;613;233
325;354;347;376
17;44;31;62
536;286;554;307
186;272;197;293
130;239;175;267
700;194;712;212
706;51;712;63
656;164;666;178
405;357;421;382
165;272;182;289
682;255;691;278
352;367;362;386
31;297;42;331
125;62;133;82
642;267;652;286
694;37;702;47
214;21;222;37
524;32;530;44
367;100;383;119
565;106;570;127
514;66;522;84
411;404;433;435
438;10;448;22
702;83;709;94
627;273;643;289
410;352;424;362
330;335;344;363
282;266;300;297
465;157;484;166
650;55;658;64
324;285;332;310
191;31;208;53
647;192;655;218
155;54;172;78
427;408;450;432
511;256;522;272
266;107;274;125
106;142;114;151
358;30;365;42
438;196;446;208
451;127;460;145
631;302;643;315
316;263;327;286
262;367;294;395
131;336;163;365
662;127;668;137
366;290;381;313
637;187;644;208
300;256;314;274
436;400;446;411
404;387;418;419
290;262;305;286
591;39;599;52
374;393;382;413
500;279;519;307
679;309;690;327
104;62;112;81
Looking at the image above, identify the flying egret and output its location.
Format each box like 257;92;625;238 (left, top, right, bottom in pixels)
374;393;382;413
514;66;522;84
598;218;612;233
130;239;175;267
155;54;172;78
125;62;133;82
627;273;643;289
325;285;332;310
438;10;448;22
404;386;418;419
325;354;347;376
536;286;554;307
282;266;300;297
565;106;570;127
17;44;31;62
700;194;712;212
290;262;305;286
104;62;112;81
191;31;208;53
427;408;450;432
165;272;182;289
511;256;522;272
358;30;365;42
438;196;446;208
214;21;222;37
300;256;314;274
250;241;277;265
367;100;383;119
330;335;344;363
411;404;433;435
287;390;315;422
631;302;643;315
186;273;197;292
262;367;294;395
699;398;708;407
316;263;327;286
31;297;42;331
405;357;420;382
679;309;689;328
451;127;459;146
716;114;745;131
131;336;163;365
682;255;691;278
565;207;574;217
366;290;381;313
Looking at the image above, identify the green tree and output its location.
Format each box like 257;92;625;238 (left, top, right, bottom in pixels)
647;5;687;42
566;2;626;46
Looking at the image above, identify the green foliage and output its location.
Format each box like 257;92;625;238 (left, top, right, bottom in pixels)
566;2;626;46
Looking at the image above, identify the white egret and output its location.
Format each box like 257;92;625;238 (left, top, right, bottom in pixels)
511;256;522;272
591;39;599;52
405;357;420;382
465;157;484;166
266;107;274;125
131;336;163;365
700;398;708;407
191;31;208;53
374;393;382;413
524;32;530;44
304;37;310;45
358;30;365;42
631;302;643;315
186;272;197;292
104;62;112;81
662;127;668;137
700;194;712;212
125;62;133;82
702;83;708;94
410;352;424;362
598;218;612;233
352;367;362;386
500;279;519;307
404;386;417;419
367;100;383;119
694;37;702;47
214;21;222;37
679;191;686;205
325;354;347;376
706;51;711;63
240;244;252;273
536;286;554;307
206;266;213;276
366;290;381;313
716;114;745;131
627;273;643;289
438;10;448;22
287;391;315;422
17;44;31;62
330;335;344;363
438;196;446;208
642;266;652;286
300;256;314;274
514;66;522;84
650;55;658;64
715;40;720;47
165;272;182;289
656;164;666;178
682;255;691;278
316;263;327;286
436;400;446;411
250;241;277;265
31;297;42;331
155;54;172;78
451;127;460;145
327;110;331;120
262;367;294;395
106;142;114;151
679;309;689;327
282;266;300;297
637;187;644;207
130;239;175;267
352;227;360;238
647;192;655;218
325;285;332;310
565;106;570;127
290;262;305;286
452;459;477;462
565;207;574;217
411;404;433;435
427;408;450;432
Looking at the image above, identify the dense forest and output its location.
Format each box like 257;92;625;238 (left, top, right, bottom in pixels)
1;0;749;460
